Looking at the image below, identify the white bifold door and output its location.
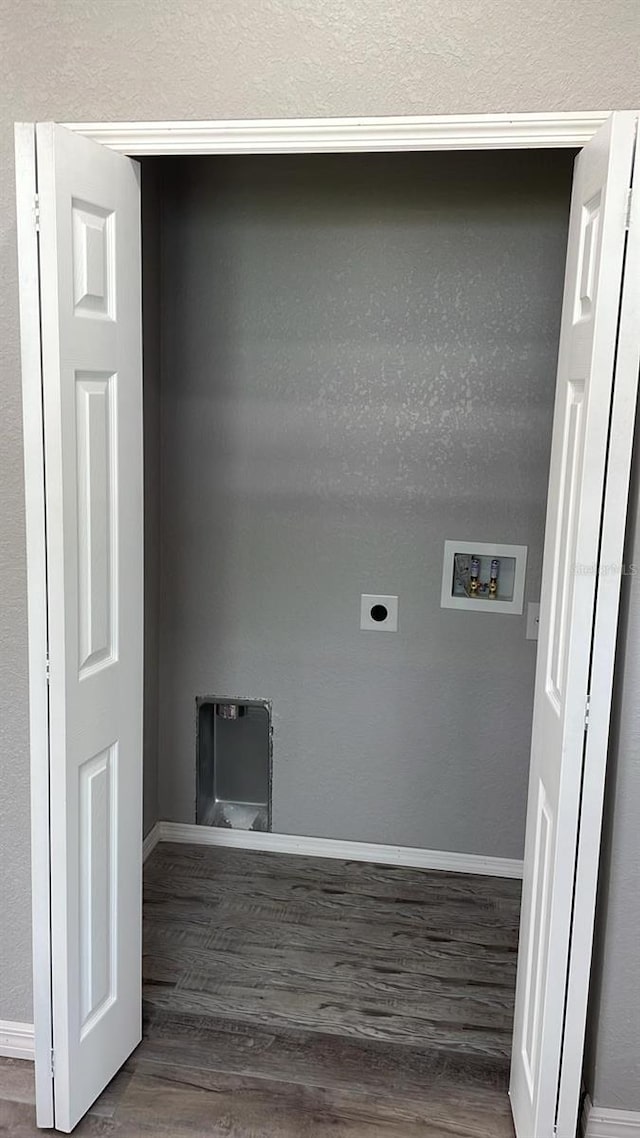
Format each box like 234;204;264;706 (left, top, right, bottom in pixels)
510;112;640;1138
34;123;143;1131
17;113;640;1135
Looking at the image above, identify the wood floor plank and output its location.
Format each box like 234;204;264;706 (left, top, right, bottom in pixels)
144;983;514;1056
139;1007;511;1094
144;941;517;1009
108;1064;515;1138
144;913;519;979
145;845;520;901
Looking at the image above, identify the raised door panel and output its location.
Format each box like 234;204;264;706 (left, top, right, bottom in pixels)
79;743;117;1036
75;372;117;678
72;200;115;319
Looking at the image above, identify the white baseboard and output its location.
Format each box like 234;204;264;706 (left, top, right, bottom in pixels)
143;821;162;862
152;821;523;878
583;1095;640;1137
0;1021;35;1061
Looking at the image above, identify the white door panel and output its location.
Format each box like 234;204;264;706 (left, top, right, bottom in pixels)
36;122;143;1132
510;112;638;1138
554;128;640;1135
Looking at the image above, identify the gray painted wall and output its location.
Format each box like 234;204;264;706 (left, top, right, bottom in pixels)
158;152;571;856
0;0;638;1114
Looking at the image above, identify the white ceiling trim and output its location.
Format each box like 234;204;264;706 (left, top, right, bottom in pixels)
63;112;610;155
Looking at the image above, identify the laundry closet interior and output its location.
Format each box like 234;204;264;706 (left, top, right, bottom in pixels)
141;148;573;849
129;144;575;1128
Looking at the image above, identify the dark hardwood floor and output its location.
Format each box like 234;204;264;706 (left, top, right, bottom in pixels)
0;842;520;1136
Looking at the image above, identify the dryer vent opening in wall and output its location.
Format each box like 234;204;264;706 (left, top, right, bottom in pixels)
196;699;272;832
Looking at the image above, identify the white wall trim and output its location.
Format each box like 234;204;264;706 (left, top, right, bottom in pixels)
62;112;610;156
152;821;523;878
583;1095;640;1137
14;122;55;1124
0;1021;35;1062
142;822;162;863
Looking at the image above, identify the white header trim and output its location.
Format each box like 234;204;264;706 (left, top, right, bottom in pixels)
62;112;610;156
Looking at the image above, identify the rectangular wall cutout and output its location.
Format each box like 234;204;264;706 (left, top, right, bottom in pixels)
197;699;272;832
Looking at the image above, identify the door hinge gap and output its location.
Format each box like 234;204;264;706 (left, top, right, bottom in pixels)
625;187;633;231
50;1048;55;1077
34;193;40;232
584;693;591;731
45;652;50;683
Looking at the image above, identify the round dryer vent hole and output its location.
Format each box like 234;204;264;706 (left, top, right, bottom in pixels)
370;604;388;622
360;594;399;631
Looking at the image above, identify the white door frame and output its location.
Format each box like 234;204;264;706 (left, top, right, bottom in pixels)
16;122;55;1127
17;110;635;1133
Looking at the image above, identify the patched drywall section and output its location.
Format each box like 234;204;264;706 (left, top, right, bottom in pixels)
157;151;572;854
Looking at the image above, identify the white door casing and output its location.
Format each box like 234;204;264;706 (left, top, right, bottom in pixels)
36;122;143;1132
510;112;638;1138
15;121;56;1128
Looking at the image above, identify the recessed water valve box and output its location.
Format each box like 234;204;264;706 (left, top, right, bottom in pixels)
196;698;272;831
440;540;527;615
